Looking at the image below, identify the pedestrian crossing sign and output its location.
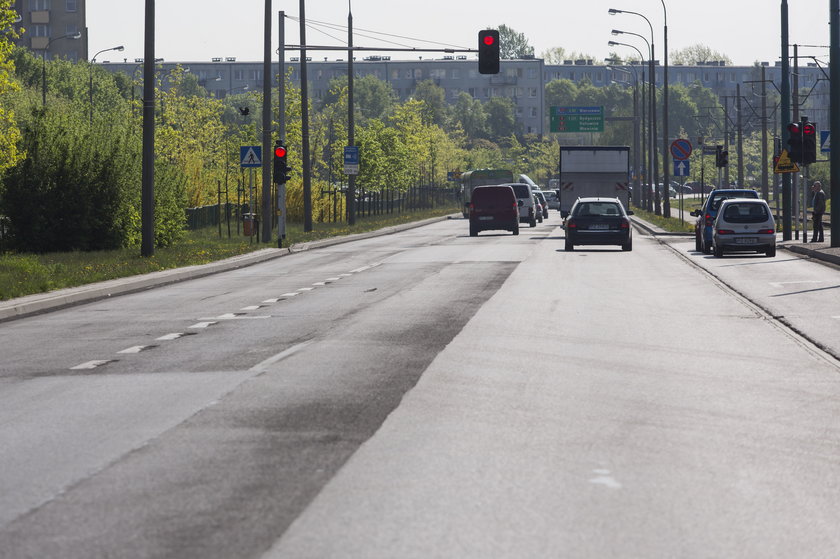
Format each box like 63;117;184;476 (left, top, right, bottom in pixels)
240;146;262;168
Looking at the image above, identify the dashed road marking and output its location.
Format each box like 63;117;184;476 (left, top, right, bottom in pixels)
262;298;281;303
280;292;299;298
189;321;217;329
156;333;185;341
117;345;155;354
325;277;341;282
240;305;262;311
297;287;314;292
70;360;115;370
769;280;824;288
312;282;326;287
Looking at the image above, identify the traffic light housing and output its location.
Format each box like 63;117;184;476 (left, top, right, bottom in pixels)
273;141;291;184
802;122;817;165
478;29;500;75
787;122;803;164
715;145;728;168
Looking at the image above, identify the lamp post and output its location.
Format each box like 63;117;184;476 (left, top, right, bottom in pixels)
610;37;656;213
606;61;642;209
42;31;83;107
89;45;124;125
658;1;670;217
609;8;662;215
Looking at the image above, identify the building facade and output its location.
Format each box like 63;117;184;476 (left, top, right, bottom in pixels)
11;0;87;61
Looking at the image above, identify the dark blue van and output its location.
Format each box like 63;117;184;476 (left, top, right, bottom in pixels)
691;189;759;254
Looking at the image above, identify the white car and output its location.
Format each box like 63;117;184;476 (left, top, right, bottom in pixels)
712;198;776;258
501;182;537;227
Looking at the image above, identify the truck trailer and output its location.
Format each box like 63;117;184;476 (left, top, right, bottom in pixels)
556;146;630;217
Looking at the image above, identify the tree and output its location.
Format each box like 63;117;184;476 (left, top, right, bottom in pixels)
412;79;447;127
484;96;518;140
452;92;488;139
0;2;23;174
496;24;534;59
541;47;567;65
355;74;396;121
671;44;732;66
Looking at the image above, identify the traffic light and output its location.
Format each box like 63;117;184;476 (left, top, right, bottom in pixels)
273;141;291;185
787;122;803;164
715;145;728;168
478;29;500;75
803;122;817;165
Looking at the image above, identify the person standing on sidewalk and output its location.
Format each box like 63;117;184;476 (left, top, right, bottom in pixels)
811;181;826;243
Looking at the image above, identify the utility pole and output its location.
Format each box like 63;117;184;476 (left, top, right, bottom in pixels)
141;0;155;257
723;98;730;187
831;0;840;247
761;65;769;200
347;2;356;225
780;0;792;240
299;0;312;232
277;11;286;247
261;0;272;243
737;83;744;188
793;44;800;240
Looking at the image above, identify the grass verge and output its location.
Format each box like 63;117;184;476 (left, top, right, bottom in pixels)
630;205;696;233
0;206;458;301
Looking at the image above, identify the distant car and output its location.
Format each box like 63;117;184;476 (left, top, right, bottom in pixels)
675;184;693;194
712;198;776;257
690;188;759;254
542;190;560;211
533;191;549;219
468;185;519;237
502;182;538;227
533;195;544;222
564;197;633;252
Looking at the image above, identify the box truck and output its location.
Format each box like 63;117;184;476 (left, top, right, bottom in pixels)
556;146;630;217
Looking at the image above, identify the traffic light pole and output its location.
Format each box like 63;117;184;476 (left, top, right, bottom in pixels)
832;0;840;247
780;0;792;240
261;0;272;243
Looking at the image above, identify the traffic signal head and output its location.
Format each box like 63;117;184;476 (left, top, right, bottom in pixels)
478;29;500;75
802;122;817;165
719;149;729;168
787;122;803;164
715;145;726;168
273;141;291;185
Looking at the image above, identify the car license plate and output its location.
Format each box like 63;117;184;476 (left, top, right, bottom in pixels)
478;216;493;221
589;224;609;230
735;237;758;244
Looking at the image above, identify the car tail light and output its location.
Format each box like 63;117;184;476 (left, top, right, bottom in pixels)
468;203;475;215
758;228;775;234
620;219;630;229
705;213;713;226
567;219;576;229
717;229;735;235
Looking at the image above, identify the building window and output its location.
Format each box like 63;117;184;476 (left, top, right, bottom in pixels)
430;68;445;79
530;107;538;117
529;88;537;98
65;24;77;36
32;24;49;37
528;68;537;79
391;69;399;80
451;69;460;79
30;0;50;10
483;87;490;98
516;106;523;116
413;68;422;79
250;69;262;81
66;0;77;12
234;69;245;81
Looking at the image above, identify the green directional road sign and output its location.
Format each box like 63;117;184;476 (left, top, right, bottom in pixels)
550;106;604;133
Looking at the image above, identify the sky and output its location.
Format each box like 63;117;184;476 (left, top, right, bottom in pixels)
86;1;833;67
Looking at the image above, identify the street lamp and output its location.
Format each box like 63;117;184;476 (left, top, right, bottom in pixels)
89;45;125;125
609;7;663;215
41;31;83;107
609;36;657;213
606;60;643;209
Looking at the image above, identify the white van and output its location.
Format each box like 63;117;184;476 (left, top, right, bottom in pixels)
501;182;537;227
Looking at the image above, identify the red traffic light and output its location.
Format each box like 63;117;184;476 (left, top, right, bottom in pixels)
803;123;816;135
274;146;287;158
787;122;801;134
483;35;495;46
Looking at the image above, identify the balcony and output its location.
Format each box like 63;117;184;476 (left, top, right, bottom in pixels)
31;10;49;24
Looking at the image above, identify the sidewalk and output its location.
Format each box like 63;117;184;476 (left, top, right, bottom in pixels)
631;214;840;268
0;214;457;323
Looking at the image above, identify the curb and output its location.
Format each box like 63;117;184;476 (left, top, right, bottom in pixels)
779;243;840;268
0;214;458;322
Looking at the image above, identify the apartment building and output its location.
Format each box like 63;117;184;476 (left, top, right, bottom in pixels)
11;0;87;61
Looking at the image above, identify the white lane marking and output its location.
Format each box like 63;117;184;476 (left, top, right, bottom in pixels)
70;360;113;370
241;305;262;311
325;277;341;282
250;341;314;373
312;282;326;287
200;315;270;321
297;287;314;292
769;280;824;288
189;321;217;329
117;346;150;354
338;273;352;277
589;469;623;489
215;313;242;320
262;298;281;304
156;333;185;341
280;292;299;298
350;266;370;273
832;316;840;320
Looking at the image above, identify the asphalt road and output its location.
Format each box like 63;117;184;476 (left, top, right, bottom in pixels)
2;214;840;558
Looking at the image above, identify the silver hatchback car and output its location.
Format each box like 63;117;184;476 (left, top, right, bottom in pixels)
712;198;776;257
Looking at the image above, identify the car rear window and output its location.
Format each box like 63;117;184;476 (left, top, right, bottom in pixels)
472;186;514;204
543;192;558;201
575;202;622;217
722;202;770;223
511;184;531;198
710;191;758;211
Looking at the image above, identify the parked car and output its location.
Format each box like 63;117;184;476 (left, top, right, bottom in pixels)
533;191;550;219
564;197;633;252
690;188;759;254
542;190;560;211
468;185;520;237
712;198;776;257
502;182;538;227
534;195;544;223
